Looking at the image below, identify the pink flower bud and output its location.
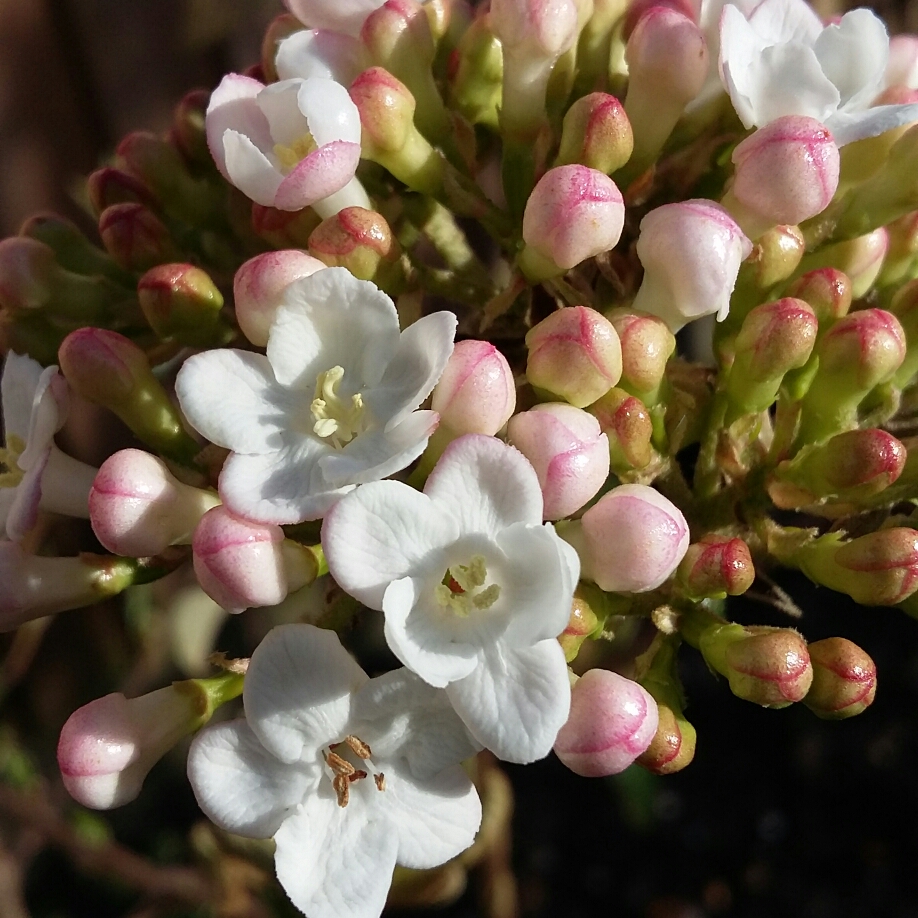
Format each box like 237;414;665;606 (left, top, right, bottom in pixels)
632;200;752;331
308;206;403;287
98;203;178;272
785;268;852;324
349;67;417;153
572;484;690;592
520;165;625;279
0;237;57;311
588;388;654;471
813;308;905;390
834;528;918;605
525;305;623;407
170;89;211;165
605;309;676;401
554;669;659;777
677;535;755;599
87;167;155;216
726;117;840;237
430;339;516;436
555;93;634;175
558;593;600;662
507;403;610;520
490;0;580;58
137;263;225;345
90;449;220;557
804;637;877;720
192;506;318;613
635;703;696;774
58;687;203;809
233;250;326;346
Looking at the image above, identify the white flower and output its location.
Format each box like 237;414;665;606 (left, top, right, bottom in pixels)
205;73;368;212
283;0;386;37
1;352;94;541
188;624;481;918
276;29;370;87
322;434;580;764
719;0;918;145
175;268;456;524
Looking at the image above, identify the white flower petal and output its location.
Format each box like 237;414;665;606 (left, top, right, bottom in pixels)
268;269;400;390
352;669;481;779
243;624;367;764
20;367;66;468
323;480;459;609
256;79;313;147
222;130;285;207
187;719;317;838
176;349;295;454
746;0;822;46
284;0;387;37
447;639;571;764
826;102;918;146
368;312;457;428
814;9;888;112
274;790;398;918
5;449;47;541
382;759;481;869
382;577;480;688
296;78;363;146
424;435;544;537
275;29;369;85
1;352;43;441
205;74;274;179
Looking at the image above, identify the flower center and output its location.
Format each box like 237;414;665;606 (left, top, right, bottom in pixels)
273;133;319;174
435;555;501;616
0;434;26;490
323;734;385;808
310;366;368;449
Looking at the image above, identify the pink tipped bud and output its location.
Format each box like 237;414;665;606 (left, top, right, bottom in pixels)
362;0;436;67
633;200;752;332
558;593;600;662
233;250;326;346
719;626;813;708
555;93;634;175
570;484;690;592
588;388;654;471
606;309;676;402
804;637;877;719
58;684;214;809
624;7;708;166
98;203;177;272
349;67;417;153
725;117;840;238
677;535;755;600
554;669;659;777
507;403;610;520
520;165;625;280
307;206;402;285
0;237;56;311
785;268;852;324
525;305;622;407
431;339;516;436
635;703;697;774
89;449;220;557
137;263;224;345
490;0;580;58
834;529;918;605
87;167;155;216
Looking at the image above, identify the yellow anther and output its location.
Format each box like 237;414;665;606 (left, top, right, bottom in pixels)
273;133;319;173
310;366;367;448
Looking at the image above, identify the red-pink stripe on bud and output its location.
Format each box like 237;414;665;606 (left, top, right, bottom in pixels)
677;535;755;600
555;93;634;175
785;268;852;325
98;202;177;272
804;637;877;719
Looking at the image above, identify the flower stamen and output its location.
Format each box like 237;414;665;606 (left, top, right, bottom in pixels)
325;735;385;806
436;555;501;615
311;366;367;448
273;133;319;173
0;435;26;489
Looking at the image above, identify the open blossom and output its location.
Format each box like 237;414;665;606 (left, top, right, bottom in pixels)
323;434;580;764
188;624;481;918
176;267;456;524
1;352;94;541
719;0;918;145
205;74;367;213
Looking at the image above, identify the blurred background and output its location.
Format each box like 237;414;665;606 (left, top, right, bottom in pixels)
4;2;918;917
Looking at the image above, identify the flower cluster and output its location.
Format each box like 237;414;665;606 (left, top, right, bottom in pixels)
3;0;918;912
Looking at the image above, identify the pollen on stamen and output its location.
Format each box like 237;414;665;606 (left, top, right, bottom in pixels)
344;735;372;759
325;750;356;776
333;773;350;807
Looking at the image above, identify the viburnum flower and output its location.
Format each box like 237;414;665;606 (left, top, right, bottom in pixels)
205;74;369;215
275;28;369;86
719;0;918;145
1;352;95;541
323;434;580;763
176;268;456;523
283;0;385;36
188;624;482;918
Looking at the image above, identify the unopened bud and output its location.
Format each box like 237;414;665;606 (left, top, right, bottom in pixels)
799;309;905;442
554;669;659;777
555;93;634;174
564;483;689;592
799;228;889;299
519;165;625;281
507;403;610;520
768;429;906;508
98;203;178;273
605;309;675;405
192;506;321;613
804;637;877;719
89;449;220;557
785;268;852;325
137;263;225;345
635;702;697;775
888;278;918;387
57;673;242;809
350;66;417;153
525;305;622;407
233;250;326;347
58;329;198;463
251;203;322;248
677;535;754;600
449;12;503;128
170;89;211;165
724;117;839;239
558;592;601;662
20;213;129;284
87;167;156;215
431;339;516;436
588;388;654;472
308;206;403;287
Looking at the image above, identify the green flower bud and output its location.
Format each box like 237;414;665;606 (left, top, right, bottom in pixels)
98;203;179;273
588;388;654;472
555;93;634;175
137;263;226;346
557;592;601;662
449;12;502;129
